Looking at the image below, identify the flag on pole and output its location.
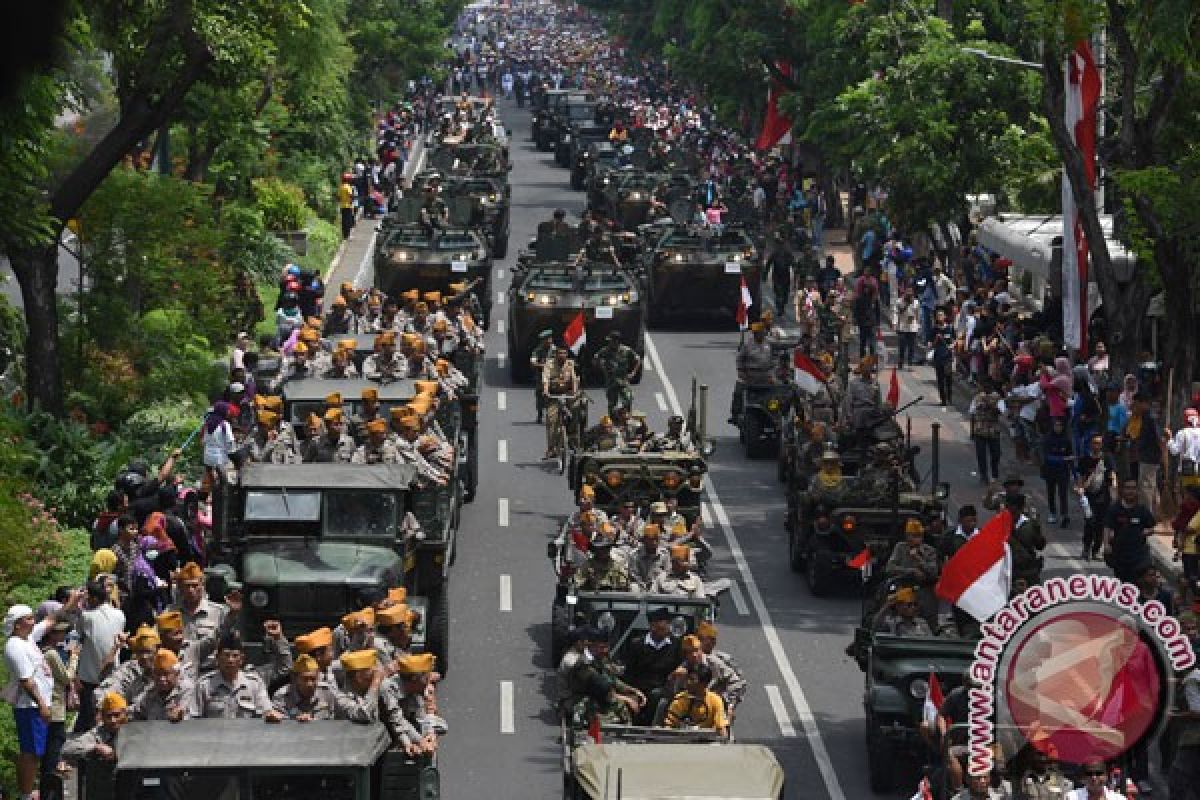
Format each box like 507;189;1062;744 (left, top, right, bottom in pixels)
886;367;900;408
923;672;944;729
754;62;792;152
564;310;587;355
935;510;1013;622
847;548;870;570
1061;39;1101;354
793;351;826;394
909;776;934;800
587;713;602;744
735;276;753;331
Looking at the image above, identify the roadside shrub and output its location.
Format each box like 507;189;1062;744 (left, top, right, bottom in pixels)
296;217;341;276
252;177;312;232
220;201;295;284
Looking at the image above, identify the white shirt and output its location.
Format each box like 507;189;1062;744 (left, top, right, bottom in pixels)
1010;382;1042;422
1066;788;1123;799
203;420;237;468
4;621;52;708
642;633;673;651
66;603;127;684
1167;426;1200;466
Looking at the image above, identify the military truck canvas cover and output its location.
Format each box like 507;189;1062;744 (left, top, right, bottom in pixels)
116;720;392;771
239;463;418;491
573;743;783;800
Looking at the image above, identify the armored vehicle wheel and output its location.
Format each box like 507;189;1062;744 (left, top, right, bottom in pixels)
806;543;835;596
551;600;571;665
744;415;767;459
866;724;895;793
426;590;450;676
570;172;583;190
788;528;805;573
493;233;509;260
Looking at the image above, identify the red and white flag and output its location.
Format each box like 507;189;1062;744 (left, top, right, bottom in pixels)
935;509;1013;622
909;776;934;800
754;62;793;152
923;671;944;729
1061;39;1100;354
564;310;587;355
793;351;826;394
886;367;900;409
735;276;753;331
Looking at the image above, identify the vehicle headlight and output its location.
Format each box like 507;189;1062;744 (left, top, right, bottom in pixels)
910;678;930;699
627;290;638;302
249;589;270;609
606;295;619;306
730;253;741;262
392;251;412;262
841;515;856;532
670;616;688;638
602;177;610;185
674;253;684;263
526;291;536;303
604;469;623;487
537;294;555;305
766;398;781;412
627;192;643;201
597;612;616;633
563;134;571;142
475;250;487;260
488;193;497;201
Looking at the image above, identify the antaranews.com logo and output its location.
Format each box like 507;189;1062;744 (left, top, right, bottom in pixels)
967;574;1196;775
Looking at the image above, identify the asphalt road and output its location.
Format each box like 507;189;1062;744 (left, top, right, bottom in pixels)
343;97;1099;800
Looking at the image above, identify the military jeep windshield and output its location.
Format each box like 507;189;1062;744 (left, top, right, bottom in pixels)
325;491;398;539
241;490;397;540
434;233;479;251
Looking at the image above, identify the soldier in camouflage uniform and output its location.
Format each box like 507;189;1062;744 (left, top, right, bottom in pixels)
593;332;641;417
573;536;632;591
853;443;915;505
351;419;401;464
883;519;941;630
530;330;555;423
808;449;850;509
301;408;356;463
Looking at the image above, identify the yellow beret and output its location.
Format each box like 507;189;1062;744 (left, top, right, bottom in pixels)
394;652;436;675
340;649;378;672
332;295;347;307
579;511;595;524
387;587;408;605
323;407;344;423
295;627;333;654
415;380;439;396
341;611;365;629
361;387;379;401
100;692;127;713
338;338;357;350
292;654;319;674
422;291;441;303
599;415;612;425
156;610;183;632
579;485;595;500
324;392;343;407
340;281;354;291
152;648;178;672
257;395;283;411
293;341;310;354
414;302;429;314
130;625;161;651
681;634;701;652
904;519;925;535
669;544;691;561
398;417;420;431
749;321;764;332
696;621;717;639
256;410;279;427
366;419;388;435
376;332;396;346
448;281;467;294
401;289;420;301
389;406;412;420
305;316;321;328
376;604;412;627
300;328;320;343
893;587;917;603
307;413;322;430
432;318;449;332
407;397;432;416
178;562;204;583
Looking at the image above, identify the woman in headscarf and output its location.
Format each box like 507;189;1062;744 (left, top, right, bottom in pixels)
1039;356;1073;420
123;536;167;632
202;401;237;485
1119;373;1139;412
140;512;179;582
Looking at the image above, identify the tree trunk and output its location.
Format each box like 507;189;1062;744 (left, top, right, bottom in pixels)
936;0;955;23
7;242;65;415
1156;238;1195;428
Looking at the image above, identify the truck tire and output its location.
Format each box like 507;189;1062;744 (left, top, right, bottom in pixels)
788;529;805;573
551;600;571;665
776;450;789;484
426;589;450;677
806;543;835;597
493;232;508;260
744;414;765;459
866;725;895;793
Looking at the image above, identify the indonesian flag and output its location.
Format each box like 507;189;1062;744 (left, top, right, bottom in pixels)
1061;39;1100;354
793;351;826;394
886;367;900;408
736;276;752;331
588;713;602;744
909;776;934;800
564;310;586;355
754;62;792;152
847;547;870;570
923;672;944;729
935;510;1013;622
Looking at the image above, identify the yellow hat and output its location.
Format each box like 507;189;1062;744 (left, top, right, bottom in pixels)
332;295;347;307
761;309;774;322
432;318;449;332
324;392;343;407
681;634;701;653
389;406;413;420
696;621;717;639
366;419;388;435
749;321;764;333
904;519;925;536
415;380;439;396
295;627;334;654
307;413;322;431
394;652;436;675
340;649;378;672
256;409;279;427
641;523;661;539
398;417;420;431
422;291;442;304
152;648;178;671
579;511;596;525
387;587;408;605
130;625;161;651
580;485;596;500
305;316;322;328
258;395;283;411
99;692;127;713
292;654;319;674
341;611;367;629
407;397;432;416
435;359;451;376
300;328;320;343
377;331;396;346
893;587;917;604
358;607;375;627
323;407;344;423
401;288;420;301
156;610;183;632
599;415;612;425
338;338;357;350
376;604;412;627
361;387;379;401
178;562;205;583
89;548;117;579
293;341;310;355
669;544;691;561
341;281;354;291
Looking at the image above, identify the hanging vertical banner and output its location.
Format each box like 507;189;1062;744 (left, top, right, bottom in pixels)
1061;39;1101;353
754;62;793;152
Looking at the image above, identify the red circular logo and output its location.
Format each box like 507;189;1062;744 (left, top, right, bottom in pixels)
1002;610;1163;764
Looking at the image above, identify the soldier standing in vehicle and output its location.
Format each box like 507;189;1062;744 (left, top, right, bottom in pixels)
870;587;933;636
809;450;850;508
643;415;695;453
573;534;632;591
622;607;683;725
530;330;555;423
188;632;280;720
1006;490;1046;590
593;332;640;417
884;519;941;630
730;322;773;425
841;355;882;434
351;419;401;465
649;545;704;598
271;654;338;721
301;408;356;463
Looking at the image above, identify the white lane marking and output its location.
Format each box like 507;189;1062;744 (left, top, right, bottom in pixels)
497;319;506;335
765;684;797;737
497;391;507;411
728;580;750;616
500;680;515;733
351;227;379;288
654;392;668;412
498;497;510;527
644;359;654;374
1050;540;1086;573
497;267;505;282
498;439;508;463
497;352;507;369
701;501;713;527
497;291;505;306
644;332;847;800
499;575;512;612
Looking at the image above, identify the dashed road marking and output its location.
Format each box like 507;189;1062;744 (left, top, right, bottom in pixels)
497;320;506;335
498;439;508;463
498;497;510;527
499;574;512;612
701;502;713;527
497;391;507;411
765;684;797;737
497;291;505;306
644;332;848;800
497;352;507;369
500;681;515;733
496;267;505;282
